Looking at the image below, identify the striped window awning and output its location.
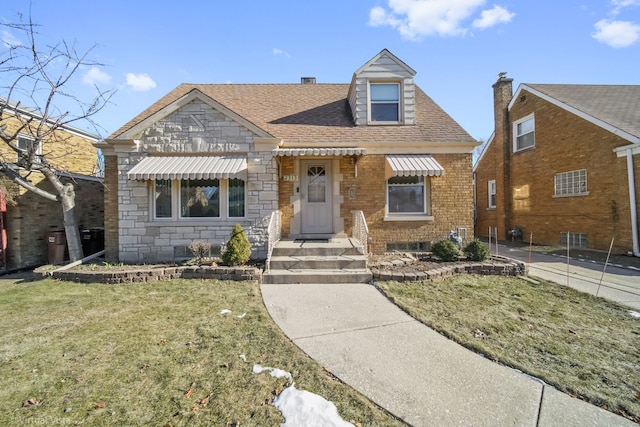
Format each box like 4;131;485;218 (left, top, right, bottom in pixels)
273;147;367;156
127;156;247;180
385;154;445;179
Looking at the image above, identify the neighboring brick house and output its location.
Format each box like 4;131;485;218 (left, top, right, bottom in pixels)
474;75;640;255
102;49;478;262
0;99;104;270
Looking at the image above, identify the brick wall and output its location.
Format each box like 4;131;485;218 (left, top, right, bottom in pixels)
0;113;99;175
344;154;475;253
2;173;103;269
476;87;640;253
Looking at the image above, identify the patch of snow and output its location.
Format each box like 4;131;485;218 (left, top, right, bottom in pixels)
236;312;246;318
273;384;355;427
630;311;640;318
239;354;247;362
219;309;232;315
252;365;354;427
252;364;292;380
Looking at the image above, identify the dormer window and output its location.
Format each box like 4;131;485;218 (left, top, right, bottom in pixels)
369;83;400;123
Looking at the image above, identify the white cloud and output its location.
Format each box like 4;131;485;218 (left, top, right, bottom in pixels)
272;48;291;58
125;73;157;92
592;19;640;47
472;5;515;29
1;29;21;48
611;0;640;15
368;0;514;40
83;67;111;86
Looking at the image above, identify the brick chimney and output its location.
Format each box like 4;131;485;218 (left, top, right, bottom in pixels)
492;73;513;240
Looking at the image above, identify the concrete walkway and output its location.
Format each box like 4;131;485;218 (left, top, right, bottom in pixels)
261;282;637;426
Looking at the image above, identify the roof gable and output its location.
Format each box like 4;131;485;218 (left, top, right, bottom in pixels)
510;84;640;144
353;48;417;77
112;88;274;140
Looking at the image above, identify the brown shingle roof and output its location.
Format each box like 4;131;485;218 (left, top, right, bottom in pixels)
109;83;476;145
526;84;640;140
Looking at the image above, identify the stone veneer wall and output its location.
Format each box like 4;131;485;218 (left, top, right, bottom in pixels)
115;100;278;263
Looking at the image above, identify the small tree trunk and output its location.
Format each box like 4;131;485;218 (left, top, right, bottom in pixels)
59;182;84;261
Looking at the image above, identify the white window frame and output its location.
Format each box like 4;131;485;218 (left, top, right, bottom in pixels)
368;82;401;124
16;134;42;162
488;180;497;209
554;169;588;197
384;175;433;221
513;114;535;152
151;178;246;222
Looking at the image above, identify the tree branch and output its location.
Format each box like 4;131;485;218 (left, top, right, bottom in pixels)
0;163;58;201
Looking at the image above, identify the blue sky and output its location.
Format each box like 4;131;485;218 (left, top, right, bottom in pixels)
2;0;639;144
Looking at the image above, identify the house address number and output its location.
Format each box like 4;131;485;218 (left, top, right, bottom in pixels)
282;175;299;181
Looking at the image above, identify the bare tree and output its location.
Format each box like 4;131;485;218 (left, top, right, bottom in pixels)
0;13;114;262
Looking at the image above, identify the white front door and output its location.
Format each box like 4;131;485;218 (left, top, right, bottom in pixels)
300;160;333;234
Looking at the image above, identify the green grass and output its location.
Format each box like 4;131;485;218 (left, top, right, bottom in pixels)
376;275;640;423
0;278;406;427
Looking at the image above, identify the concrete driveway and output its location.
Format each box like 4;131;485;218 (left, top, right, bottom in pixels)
494;243;640;310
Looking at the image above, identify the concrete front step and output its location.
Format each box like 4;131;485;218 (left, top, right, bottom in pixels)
271;238;364;257
269;255;367;270
263;269;373;285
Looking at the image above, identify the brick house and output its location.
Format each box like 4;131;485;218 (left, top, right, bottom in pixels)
474;75;640;255
102;49;478;263
0;99;104;270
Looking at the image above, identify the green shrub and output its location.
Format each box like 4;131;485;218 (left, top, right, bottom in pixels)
222;224;252;266
463;238;491;261
432;239;461;262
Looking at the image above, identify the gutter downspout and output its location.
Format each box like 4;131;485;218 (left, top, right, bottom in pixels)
624;148;640;256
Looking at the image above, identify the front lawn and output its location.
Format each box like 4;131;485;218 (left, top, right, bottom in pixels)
0;278;406;426
376;275;640;423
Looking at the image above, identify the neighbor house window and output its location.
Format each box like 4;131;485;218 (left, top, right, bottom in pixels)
561;232;587;248
554;169;588;197
488;180;497;208
513;115;535;151
16;135;41;162
153;178;244;220
387;175;429;215
370;83;400;122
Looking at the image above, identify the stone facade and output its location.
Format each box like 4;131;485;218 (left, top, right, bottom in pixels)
106;100;278;263
475;80;640;253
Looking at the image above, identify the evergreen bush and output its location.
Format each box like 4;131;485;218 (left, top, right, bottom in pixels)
222;224;252;266
432;239;461;262
463;238;491;261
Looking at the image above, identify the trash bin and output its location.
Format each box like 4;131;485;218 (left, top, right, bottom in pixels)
81;227;105;256
47;230;67;264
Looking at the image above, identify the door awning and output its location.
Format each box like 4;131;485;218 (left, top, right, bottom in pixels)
127;155;247;180
273;147;367;156
385;154;445;179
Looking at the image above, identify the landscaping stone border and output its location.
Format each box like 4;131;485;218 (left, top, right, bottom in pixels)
33;265;262;284
371;255;527;283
